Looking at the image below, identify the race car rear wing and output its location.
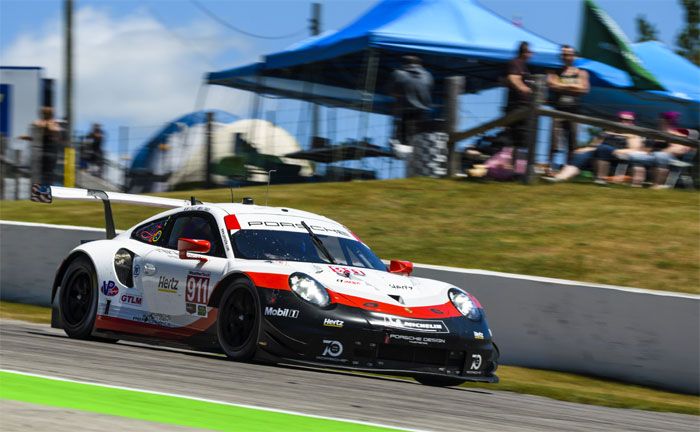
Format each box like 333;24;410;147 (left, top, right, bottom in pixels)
30;184;199;239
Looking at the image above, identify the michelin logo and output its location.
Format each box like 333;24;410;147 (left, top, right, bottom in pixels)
264;307;299;319
371;314;449;333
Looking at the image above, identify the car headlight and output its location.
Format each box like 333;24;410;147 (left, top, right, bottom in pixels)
448;288;481;321
289;273;330;307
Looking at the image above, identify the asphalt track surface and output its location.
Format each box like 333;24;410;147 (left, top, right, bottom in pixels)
1;320;697;432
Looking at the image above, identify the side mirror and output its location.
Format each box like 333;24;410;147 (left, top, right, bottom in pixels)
388;260;413;276
178;238;210;262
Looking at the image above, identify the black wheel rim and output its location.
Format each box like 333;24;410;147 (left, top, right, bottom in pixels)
221;288;256;350
62;270;93;326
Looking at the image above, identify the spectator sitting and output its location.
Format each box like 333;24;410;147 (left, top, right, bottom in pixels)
649;112;695;189
544;111;641;184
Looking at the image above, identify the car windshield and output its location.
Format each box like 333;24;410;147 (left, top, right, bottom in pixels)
231;229;386;271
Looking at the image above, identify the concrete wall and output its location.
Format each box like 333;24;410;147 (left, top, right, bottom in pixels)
412;264;699;395
1;220;698;394
0;221;107;305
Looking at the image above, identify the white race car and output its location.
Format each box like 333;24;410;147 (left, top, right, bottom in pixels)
33;185;498;387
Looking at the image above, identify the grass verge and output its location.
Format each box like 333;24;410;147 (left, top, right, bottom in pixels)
1;301;697;415
0;301;51;324
1;178;698;293
462;366;699;416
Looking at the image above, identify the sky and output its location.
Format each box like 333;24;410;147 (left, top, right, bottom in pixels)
0;0;687;164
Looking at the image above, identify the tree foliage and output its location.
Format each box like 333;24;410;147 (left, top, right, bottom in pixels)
636;15;659;42
676;0;700;65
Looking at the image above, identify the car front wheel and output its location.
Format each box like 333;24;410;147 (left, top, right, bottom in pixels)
216;279;261;361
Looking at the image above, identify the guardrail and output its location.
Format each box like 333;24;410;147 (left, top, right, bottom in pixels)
1;220;697;394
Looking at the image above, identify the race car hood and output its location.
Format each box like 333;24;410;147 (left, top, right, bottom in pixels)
238;260;462;316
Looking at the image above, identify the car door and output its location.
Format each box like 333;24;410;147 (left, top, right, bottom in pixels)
140;211;229;327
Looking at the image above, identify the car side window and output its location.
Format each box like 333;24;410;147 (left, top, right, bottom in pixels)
165;213;225;258
131;217;169;245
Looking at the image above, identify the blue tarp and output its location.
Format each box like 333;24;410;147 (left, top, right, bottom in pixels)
131;110;238;171
580;41;699;128
207;0;698;127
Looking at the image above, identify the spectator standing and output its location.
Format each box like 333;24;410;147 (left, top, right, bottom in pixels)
547;45;590;167
504;41;534;148
390;55;433;144
23;106;62;185
86;123;105;177
390;55;446;178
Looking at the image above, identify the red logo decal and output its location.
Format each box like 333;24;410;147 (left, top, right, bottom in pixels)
329;266;366;276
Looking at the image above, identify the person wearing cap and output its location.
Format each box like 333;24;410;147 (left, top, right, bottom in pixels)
504;41;534;148
547;45;589;168
544;111;642;184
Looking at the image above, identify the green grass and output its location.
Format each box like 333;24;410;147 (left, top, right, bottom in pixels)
0;371;402;431
463;366;699;416
1;178;698;292
2;301;698;415
0;301;51;324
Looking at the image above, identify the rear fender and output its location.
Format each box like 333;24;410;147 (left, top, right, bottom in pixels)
51;251;96;304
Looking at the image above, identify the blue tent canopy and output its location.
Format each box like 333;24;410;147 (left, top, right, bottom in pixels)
207;0;564;112
207;0;698;128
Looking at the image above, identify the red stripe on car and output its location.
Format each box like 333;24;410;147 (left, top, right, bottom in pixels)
246;272;291;290
329;291;461;319
95;312;217;339
224;214;241;230
248;273;460;318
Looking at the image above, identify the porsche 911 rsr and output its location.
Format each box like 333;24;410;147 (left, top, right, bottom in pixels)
33;185;498;387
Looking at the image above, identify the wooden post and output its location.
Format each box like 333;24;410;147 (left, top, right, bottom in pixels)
205;111;214;189
523;74;546;184
445;76;465;177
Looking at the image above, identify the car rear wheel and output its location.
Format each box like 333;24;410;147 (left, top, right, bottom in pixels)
414;376;467;387
58;256;98;339
216;279;260;361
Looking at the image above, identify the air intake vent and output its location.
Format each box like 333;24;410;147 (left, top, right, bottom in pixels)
388;294;403;304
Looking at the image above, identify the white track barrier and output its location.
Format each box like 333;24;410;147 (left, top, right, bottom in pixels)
0;220;697;394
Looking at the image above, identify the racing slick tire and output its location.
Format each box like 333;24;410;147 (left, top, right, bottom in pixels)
216;279;261;361
58;256;99;340
414;376;467;387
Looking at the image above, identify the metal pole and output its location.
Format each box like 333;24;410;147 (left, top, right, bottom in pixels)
14;149;21;200
310;3;321;140
119;126;128;191
205;111;214;189
64;0;73;146
354;49;379;179
445;76;465;177
524;74;546;184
